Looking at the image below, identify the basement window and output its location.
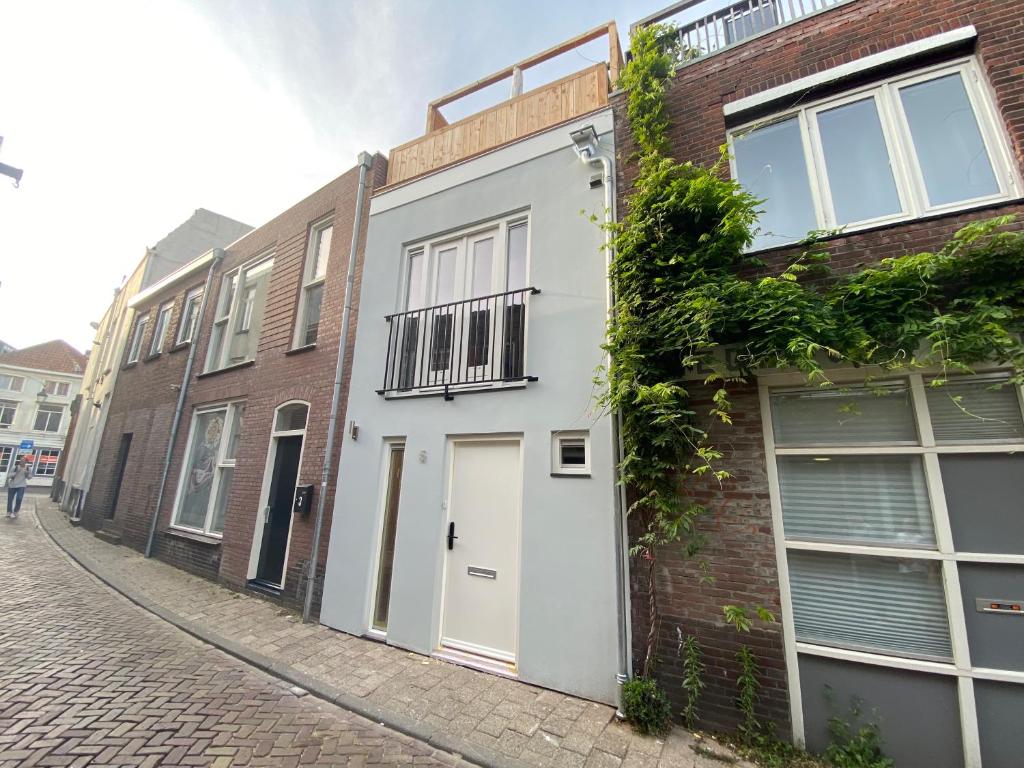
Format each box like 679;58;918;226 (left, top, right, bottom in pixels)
552;430;590;476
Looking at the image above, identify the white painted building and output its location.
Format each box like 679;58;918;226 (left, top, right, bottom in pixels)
0;341;87;488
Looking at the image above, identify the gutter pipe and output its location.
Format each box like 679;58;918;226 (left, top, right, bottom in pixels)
145;248;224;558
576;132;633;715
303;151;374;623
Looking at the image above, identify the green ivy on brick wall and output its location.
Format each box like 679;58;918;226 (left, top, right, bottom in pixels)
608;23;1024;679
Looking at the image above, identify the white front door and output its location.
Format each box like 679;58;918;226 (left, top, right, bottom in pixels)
441;439;521;662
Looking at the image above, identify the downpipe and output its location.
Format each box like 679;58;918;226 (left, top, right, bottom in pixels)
576;138;633;717
145;249;224;558
303;152;373;623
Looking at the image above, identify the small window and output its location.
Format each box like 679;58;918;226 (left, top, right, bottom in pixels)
126;314;149;364
0;375;24;392
176;288;204;345
34;405;63;433
294;220;333;348
925;376;1024;444
0;400;16;428
275;402;308;432
205;256;274;372
43;380;70;398
552;430;590;476
33;448;61;477
149;302;174;356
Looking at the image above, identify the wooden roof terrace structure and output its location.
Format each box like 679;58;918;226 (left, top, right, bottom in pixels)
384;22;623;187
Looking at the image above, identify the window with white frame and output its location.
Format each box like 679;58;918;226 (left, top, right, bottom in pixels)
34;404;63;433
173;403;245;534
393;215;530;390
0;445;13;472
0;400;15;429
767;373;1024;665
32;448;60;477
43;380;70;397
126;314;149;364
149;301;174;356
295;219;333;348
0;374;25;392
552;430;590;476
176;287;204;345
730;59;1018;251
205;256;274;372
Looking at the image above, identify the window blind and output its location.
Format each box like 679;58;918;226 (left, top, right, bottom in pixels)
926;379;1024;443
771;385;917;446
788;550;952;660
777;455;935;547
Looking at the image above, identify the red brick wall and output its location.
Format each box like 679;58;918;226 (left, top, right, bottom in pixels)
613;0;1024;734
142;157;388;611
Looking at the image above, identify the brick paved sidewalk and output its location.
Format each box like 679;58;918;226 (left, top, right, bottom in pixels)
34;498;749;768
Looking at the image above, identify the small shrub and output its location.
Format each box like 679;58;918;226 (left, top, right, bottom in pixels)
623;677;674;736
678;631;705;729
825;716;894;768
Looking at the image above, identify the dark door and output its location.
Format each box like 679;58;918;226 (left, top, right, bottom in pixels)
108;433;132;519
256;435;302;585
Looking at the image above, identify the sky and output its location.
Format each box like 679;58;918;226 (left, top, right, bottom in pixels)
0;0;710;352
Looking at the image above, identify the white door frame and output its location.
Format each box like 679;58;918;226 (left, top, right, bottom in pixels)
246;400;309;588
437;434;524;662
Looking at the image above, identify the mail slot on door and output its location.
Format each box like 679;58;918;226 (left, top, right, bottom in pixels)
975;598;1024;615
293;485;314;515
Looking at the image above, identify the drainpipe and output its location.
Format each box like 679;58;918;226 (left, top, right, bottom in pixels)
303;151;374;623
145;249;224;558
573;128;633;716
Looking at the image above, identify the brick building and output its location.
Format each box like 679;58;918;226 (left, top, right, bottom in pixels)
79;156;387;615
618;1;1024;766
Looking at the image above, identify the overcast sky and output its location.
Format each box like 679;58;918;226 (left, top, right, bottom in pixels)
0;0;704;352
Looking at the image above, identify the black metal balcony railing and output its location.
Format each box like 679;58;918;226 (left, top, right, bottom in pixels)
377;287;540;399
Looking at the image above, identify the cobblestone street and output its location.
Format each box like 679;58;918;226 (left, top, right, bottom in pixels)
0;503;465;767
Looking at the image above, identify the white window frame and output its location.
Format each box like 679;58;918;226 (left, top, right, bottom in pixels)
34;404;63;433
32;447;60;477
0;445;13;472
293;217;334;349
0;375;24;392
42;380;70;398
728;57;1020;248
126;314;149;364
551;430;591;476
760;368;1024;764
176;287;204;345
149;301;174;357
171;402;245;537
204;253;274;372
0;400;16;429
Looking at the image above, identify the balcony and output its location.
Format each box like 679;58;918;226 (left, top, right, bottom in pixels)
385;22;623;188
632;0;848;61
377;288;539;400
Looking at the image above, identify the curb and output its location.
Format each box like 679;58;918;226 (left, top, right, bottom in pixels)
33;504;526;768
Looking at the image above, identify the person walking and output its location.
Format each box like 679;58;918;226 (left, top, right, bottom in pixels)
6;456;32;519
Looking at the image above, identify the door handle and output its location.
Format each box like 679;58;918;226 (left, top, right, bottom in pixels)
447;521;458;550
264;506;271;526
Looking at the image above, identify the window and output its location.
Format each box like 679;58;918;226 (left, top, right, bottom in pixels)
126;314;149;364
0;445;13;472
176;288;204;345
0;374;25;392
43;380;70;398
552;430;590;476
148;302;174;356
0;400;16;428
295;220;333;347
32;448;61;477
205;256;274;372
730;60;1017;250
767;372;1024;666
172;403;245;535
34;405;63;433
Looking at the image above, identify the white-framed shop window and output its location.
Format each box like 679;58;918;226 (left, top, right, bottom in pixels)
294;218;333;348
761;370;1024;761
33;404;63;433
205;255;274;372
0;400;16;429
172;402;245;535
551;430;590;476
125;314;149;364
176;287;204;345
729;58;1019;250
0;375;24;392
32;447;60;477
43;380;70;398
149;301;174;356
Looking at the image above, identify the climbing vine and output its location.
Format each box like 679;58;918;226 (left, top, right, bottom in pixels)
609;24;1024;680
